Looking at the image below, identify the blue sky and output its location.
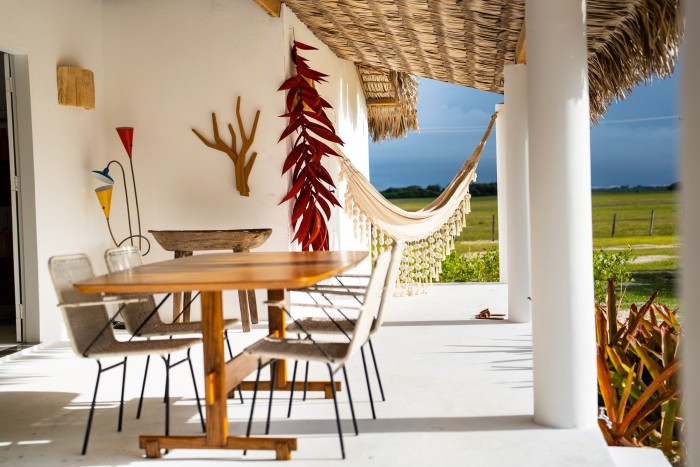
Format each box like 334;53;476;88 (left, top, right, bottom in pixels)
368;73;679;190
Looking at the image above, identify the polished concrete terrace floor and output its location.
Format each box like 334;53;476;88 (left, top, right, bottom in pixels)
0;284;664;466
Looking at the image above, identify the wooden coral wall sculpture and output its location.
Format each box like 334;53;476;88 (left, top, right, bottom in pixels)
192;96;260;196
278;41;344;251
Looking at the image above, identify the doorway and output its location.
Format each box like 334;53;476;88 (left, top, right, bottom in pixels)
0;52;23;348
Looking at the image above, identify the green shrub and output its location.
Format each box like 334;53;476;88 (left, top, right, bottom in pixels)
439;248;499;283
593;247;635;304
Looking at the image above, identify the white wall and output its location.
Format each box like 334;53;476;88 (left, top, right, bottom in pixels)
0;0;107;343
1;0;369;342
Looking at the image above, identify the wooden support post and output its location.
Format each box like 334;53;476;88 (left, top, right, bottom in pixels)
649;209;655;236
515;21;527;65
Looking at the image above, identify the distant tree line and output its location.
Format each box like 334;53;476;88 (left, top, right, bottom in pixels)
381;182;498;199
380;182;677;199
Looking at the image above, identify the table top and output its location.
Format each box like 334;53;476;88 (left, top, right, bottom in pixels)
74;250;368;294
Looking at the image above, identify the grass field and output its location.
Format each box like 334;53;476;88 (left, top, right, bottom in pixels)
391;189;679;308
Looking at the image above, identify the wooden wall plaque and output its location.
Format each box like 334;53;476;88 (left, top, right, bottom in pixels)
57;66;95;109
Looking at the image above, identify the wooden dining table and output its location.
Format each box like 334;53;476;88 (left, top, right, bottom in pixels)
73;250;368;460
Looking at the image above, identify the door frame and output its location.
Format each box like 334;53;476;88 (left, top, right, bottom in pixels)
2;51;39;344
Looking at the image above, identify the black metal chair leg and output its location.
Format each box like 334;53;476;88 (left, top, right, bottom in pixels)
360;346;376;419
368;338;386;401
136;355;150;419
327;364;345;459
302;361;309;401
118;357;127;432
265;360;278;435
186;349;206;433
224;330;233;360
82;361;103;455
162;355;171;436
238;385;244;404
287;360;298;418
244;359;263;456
342;366;359;435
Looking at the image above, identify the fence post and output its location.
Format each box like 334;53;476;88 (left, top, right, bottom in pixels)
649;209;655;236
491;213;496;242
611;213;617;237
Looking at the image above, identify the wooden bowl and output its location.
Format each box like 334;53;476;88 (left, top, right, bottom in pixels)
149;228;272;252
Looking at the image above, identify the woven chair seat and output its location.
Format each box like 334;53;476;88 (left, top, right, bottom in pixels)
286;317;360;336
86;337;201;359
245;337;349;364
136;318;239;337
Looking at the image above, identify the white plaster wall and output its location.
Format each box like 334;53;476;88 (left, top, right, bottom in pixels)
0;0;369;342
0;0;107;343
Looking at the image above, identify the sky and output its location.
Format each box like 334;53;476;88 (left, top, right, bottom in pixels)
368;72;680;190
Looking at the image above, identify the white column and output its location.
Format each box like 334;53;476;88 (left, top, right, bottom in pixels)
681;0;700;464
495;103;508;283
504;65;532;323
527;0;597;428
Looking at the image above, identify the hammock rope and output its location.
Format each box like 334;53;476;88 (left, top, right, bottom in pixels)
337;111;498;295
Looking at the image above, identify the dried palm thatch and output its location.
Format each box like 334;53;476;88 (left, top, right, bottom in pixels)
358;66;419;142
283;0;681;122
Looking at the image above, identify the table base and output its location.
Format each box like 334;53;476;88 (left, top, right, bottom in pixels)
237;380;341;399
140;435;296;460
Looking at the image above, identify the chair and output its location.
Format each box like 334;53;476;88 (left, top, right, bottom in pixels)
104;246;242;412
286;241;405;418
243;250;392;459
48;254;204;455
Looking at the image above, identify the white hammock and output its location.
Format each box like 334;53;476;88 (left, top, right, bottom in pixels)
338;112;498;295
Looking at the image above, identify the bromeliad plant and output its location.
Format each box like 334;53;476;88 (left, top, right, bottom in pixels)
596;280;683;464
278;41;343;251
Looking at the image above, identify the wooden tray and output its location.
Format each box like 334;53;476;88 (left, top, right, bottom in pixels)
149;228;272;252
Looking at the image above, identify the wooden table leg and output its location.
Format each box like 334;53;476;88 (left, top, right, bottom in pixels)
201;291;228;445
267;289;287;388
172;251;193;322
182;291;192;322
247;290;260;324
238;290;252;332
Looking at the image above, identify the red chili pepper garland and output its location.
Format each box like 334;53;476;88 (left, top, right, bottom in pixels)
278;41;344;251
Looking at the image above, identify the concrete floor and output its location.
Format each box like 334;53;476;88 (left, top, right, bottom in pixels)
0;284;665;466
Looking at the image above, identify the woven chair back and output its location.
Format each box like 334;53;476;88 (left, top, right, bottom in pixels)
48;254;117;357
371;240;405;334
345;250;391;358
104;246;160;335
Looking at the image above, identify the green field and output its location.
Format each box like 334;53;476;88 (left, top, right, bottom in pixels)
392;189;679;308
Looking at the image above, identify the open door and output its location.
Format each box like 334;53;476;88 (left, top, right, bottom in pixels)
0;52;24;344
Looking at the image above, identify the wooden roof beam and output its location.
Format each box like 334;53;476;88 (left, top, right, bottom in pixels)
253;0;280;17
366;98;399;107
515;21;527;64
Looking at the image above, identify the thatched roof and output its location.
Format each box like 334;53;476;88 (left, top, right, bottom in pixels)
284;0;681;124
357;66;419;142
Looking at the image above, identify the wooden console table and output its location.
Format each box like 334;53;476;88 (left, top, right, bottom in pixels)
149;229;272;331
